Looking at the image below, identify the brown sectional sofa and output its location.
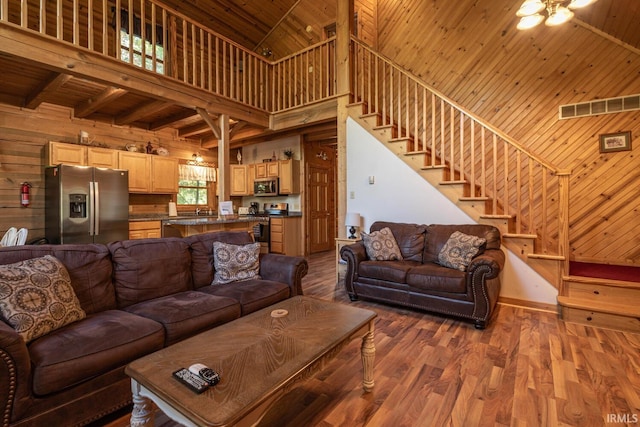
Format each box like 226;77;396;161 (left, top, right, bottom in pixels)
0;231;308;427
340;221;505;329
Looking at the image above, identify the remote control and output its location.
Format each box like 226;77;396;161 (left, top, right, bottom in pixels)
189;363;221;386
172;368;209;394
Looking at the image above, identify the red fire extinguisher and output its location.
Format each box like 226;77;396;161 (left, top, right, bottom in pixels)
20;182;32;207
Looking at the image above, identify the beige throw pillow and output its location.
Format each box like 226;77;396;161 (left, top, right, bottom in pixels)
212;241;261;285
362;227;403;261
0;255;86;342
438;231;486;271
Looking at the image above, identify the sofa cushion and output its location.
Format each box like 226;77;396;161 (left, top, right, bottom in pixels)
406;264;466;293
438;231;486;271
198;278;290;315
358;260;418;283
362;227;403;261
108;238;192;308
28;310;164;396
124;291;241;346
424;224;498;264
370;221;427;262
212;241;261;284
0;255;86;342
0;244;116;314
185;231;254;289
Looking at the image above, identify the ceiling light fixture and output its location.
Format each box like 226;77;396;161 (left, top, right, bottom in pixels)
187;153;213;167
516;0;598;30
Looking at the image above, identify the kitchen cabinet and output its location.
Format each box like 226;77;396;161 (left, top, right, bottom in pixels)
47;141;118;168
151;156;179;193
278;159;300;194
118;152;178;194
256;161;279;178
129;221;162;239
270;216;302;256
231;164;251;196
118;151;151;192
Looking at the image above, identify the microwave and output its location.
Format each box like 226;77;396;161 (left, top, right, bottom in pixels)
254;178;278;196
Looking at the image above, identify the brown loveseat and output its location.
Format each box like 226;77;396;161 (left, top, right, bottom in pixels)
340;221;504;329
0;231;308;427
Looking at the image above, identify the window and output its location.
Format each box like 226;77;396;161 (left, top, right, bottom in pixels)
120;31;165;74
117;8;165;74
177;180;208;206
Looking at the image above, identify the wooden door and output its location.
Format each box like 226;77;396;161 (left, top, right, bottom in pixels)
305;143;336;253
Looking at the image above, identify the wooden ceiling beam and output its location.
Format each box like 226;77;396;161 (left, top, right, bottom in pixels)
74;86;127;118
114;100;169;125
196;107;221;139
148;109;198;131
24;72;72;109
179;121;212;138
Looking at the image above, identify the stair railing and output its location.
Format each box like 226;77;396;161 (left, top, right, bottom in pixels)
351;38;570;260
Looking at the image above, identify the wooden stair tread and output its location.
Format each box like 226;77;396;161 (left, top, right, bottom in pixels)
527;253;565;261
440;180;468;185
421;165;447;170
563;275;640;289
405;150;428;155
557;296;640;316
360;113;379;119
503;233;537;239
389;137;411;143
480;214;513;219
459;197;490;201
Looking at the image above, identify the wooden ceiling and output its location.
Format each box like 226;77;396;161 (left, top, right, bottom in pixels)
0;0;638;149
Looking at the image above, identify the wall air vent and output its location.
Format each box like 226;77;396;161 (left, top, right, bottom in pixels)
559;94;640;119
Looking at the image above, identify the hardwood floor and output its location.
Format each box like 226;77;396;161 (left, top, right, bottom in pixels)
103;250;640;427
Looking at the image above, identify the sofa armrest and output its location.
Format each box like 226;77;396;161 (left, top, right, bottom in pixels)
259;254;308;296
468;248;505;280
466;248;505;327
0;321;32;424
340;242;367;298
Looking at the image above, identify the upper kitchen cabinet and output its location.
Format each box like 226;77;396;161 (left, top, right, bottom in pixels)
118;151;150;192
230;164;251;196
278;159;300;194
255;161;279;178
47;141;118;168
118;152;178;194
151;156;179;193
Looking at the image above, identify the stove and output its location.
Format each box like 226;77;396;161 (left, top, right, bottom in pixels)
263;202;289;215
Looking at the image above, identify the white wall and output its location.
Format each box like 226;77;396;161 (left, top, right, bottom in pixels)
346;117;558;305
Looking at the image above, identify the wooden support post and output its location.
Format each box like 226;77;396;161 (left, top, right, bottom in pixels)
336;0;354;238
217;113;230;204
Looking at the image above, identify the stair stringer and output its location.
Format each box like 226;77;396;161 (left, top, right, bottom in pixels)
347;104;562;289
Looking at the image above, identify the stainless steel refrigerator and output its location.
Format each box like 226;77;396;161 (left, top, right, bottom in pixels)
45;164;129;244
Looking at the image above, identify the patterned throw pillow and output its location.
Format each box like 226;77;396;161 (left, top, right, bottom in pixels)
0;255;86;342
438;231;486;271
212;241;261;285
362;227;403;261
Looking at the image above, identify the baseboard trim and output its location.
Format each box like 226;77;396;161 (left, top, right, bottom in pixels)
498;296;558;314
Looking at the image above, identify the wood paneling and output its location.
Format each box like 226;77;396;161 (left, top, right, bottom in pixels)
376;0;640;265
0;103;214;240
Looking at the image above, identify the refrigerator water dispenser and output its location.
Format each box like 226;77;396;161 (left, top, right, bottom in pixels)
69;194;87;218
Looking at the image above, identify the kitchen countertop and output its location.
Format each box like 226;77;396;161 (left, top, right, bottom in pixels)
129;212;301;225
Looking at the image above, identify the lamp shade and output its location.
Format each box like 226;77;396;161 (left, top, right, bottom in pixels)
345;212;361;227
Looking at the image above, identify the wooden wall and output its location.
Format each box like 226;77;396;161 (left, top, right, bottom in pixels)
0;103;215;241
376;0;640;266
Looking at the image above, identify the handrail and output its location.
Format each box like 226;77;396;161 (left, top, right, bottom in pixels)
351;37;570;258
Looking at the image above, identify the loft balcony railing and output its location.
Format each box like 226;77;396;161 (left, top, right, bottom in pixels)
0;0;336;113
351;37;570;260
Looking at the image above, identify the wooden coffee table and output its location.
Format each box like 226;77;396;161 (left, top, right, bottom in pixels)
125;296;376;427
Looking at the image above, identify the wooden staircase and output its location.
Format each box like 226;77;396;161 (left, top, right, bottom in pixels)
348;38;640;332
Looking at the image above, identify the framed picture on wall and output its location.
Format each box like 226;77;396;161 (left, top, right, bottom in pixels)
599;131;632;153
